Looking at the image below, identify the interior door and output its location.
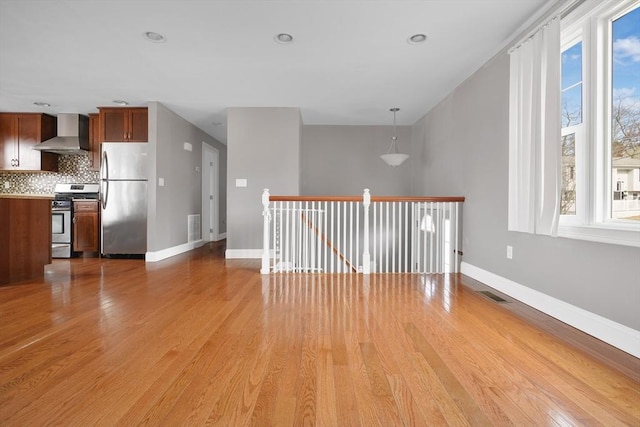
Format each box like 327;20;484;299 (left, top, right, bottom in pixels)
202;144;219;241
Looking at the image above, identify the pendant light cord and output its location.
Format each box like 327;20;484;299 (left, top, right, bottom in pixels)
387;107;400;154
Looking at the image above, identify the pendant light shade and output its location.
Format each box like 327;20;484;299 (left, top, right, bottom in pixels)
380;107;409;167
380;152;410;167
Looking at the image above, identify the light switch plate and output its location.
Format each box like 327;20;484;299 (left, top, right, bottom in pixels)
236;179;247;187
159;177;165;187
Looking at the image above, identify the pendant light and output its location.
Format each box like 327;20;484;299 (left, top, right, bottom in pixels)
380;107;409;167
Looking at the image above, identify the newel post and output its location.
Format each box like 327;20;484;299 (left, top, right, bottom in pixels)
260;188;271;274
362;188;371;274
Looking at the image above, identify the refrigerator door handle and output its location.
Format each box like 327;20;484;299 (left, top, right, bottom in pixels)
102;151;109;181
102;180;109;210
101;151;109;210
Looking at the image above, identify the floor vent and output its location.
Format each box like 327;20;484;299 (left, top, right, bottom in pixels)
477;290;509;303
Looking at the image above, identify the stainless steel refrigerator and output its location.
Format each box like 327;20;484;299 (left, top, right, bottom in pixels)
100;142;148;256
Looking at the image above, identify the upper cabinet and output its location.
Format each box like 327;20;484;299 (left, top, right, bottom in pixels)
98;107;148;143
0;113;58;172
88;113;101;170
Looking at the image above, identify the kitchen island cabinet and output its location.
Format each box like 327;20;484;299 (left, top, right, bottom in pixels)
98;107;148;142
0;113;58;171
0;195;52;285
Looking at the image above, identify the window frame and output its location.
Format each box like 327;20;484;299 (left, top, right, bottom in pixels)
558;0;640;247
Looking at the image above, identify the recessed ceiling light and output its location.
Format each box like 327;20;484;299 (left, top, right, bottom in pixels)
112;100;129;106
408;34;427;44
275;33;293;44
143;31;166;43
211;121;223;126
33;101;51;107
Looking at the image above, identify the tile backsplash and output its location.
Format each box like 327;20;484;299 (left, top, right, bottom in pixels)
0;154;99;194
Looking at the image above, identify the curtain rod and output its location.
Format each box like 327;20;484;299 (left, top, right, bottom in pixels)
508;0;586;54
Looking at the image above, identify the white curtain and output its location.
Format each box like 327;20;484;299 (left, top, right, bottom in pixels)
508;17;562;236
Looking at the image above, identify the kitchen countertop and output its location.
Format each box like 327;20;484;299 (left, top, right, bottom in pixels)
0;193;54;200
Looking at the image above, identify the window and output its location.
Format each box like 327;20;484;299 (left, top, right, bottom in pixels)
558;0;640;246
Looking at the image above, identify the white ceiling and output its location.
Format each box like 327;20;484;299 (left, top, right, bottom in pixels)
0;0;551;144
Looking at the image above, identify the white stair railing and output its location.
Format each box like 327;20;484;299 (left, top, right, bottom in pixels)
261;189;464;274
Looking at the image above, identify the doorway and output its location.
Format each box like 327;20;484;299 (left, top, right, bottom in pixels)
202;143;220;241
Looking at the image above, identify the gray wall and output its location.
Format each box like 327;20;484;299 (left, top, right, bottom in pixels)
411;52;640;330
148;102;227;252
302;125;412;196
226;107;301;251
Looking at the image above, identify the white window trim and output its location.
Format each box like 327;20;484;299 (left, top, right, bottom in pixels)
560;125;585;226
558;0;640;247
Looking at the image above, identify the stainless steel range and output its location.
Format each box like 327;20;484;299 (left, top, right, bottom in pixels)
52;183;100;258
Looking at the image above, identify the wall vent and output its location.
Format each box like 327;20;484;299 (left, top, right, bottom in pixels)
188;214;201;243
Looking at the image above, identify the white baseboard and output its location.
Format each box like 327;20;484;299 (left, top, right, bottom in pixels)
225;249;263;259
146;239;205;262
460;262;640;358
214;232;227;241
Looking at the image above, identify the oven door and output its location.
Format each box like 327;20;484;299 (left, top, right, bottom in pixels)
52;208;72;258
52;208;71;244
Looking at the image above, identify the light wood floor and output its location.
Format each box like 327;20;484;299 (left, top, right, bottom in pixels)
1;242;638;426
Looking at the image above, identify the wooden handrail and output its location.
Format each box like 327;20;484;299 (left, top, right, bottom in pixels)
269;195;465;203
269;195;362;202
371;196;465;203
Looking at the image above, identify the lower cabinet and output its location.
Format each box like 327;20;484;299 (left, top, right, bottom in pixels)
73;201;100;254
0;197;52;285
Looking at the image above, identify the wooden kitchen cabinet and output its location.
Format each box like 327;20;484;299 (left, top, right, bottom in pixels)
0;113;58;171
73;200;100;254
88;113;101;170
98;107;148;142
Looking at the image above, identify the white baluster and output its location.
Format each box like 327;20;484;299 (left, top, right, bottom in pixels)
349;201;354;274
330;201;334;273
435;202;441;273
362;189;371;275
429;202;434;273
261;188;271;274
392;202;396;273
455;202;460;273
385;202;389;273
356;202;360;272
323;201;328;273
297;201;302;272
411;202;416;273
285;201;290;272
373;200;377;273
404;202;409;273
273;201;278;272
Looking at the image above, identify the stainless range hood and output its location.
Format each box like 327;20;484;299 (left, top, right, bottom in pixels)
33;113;90;154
